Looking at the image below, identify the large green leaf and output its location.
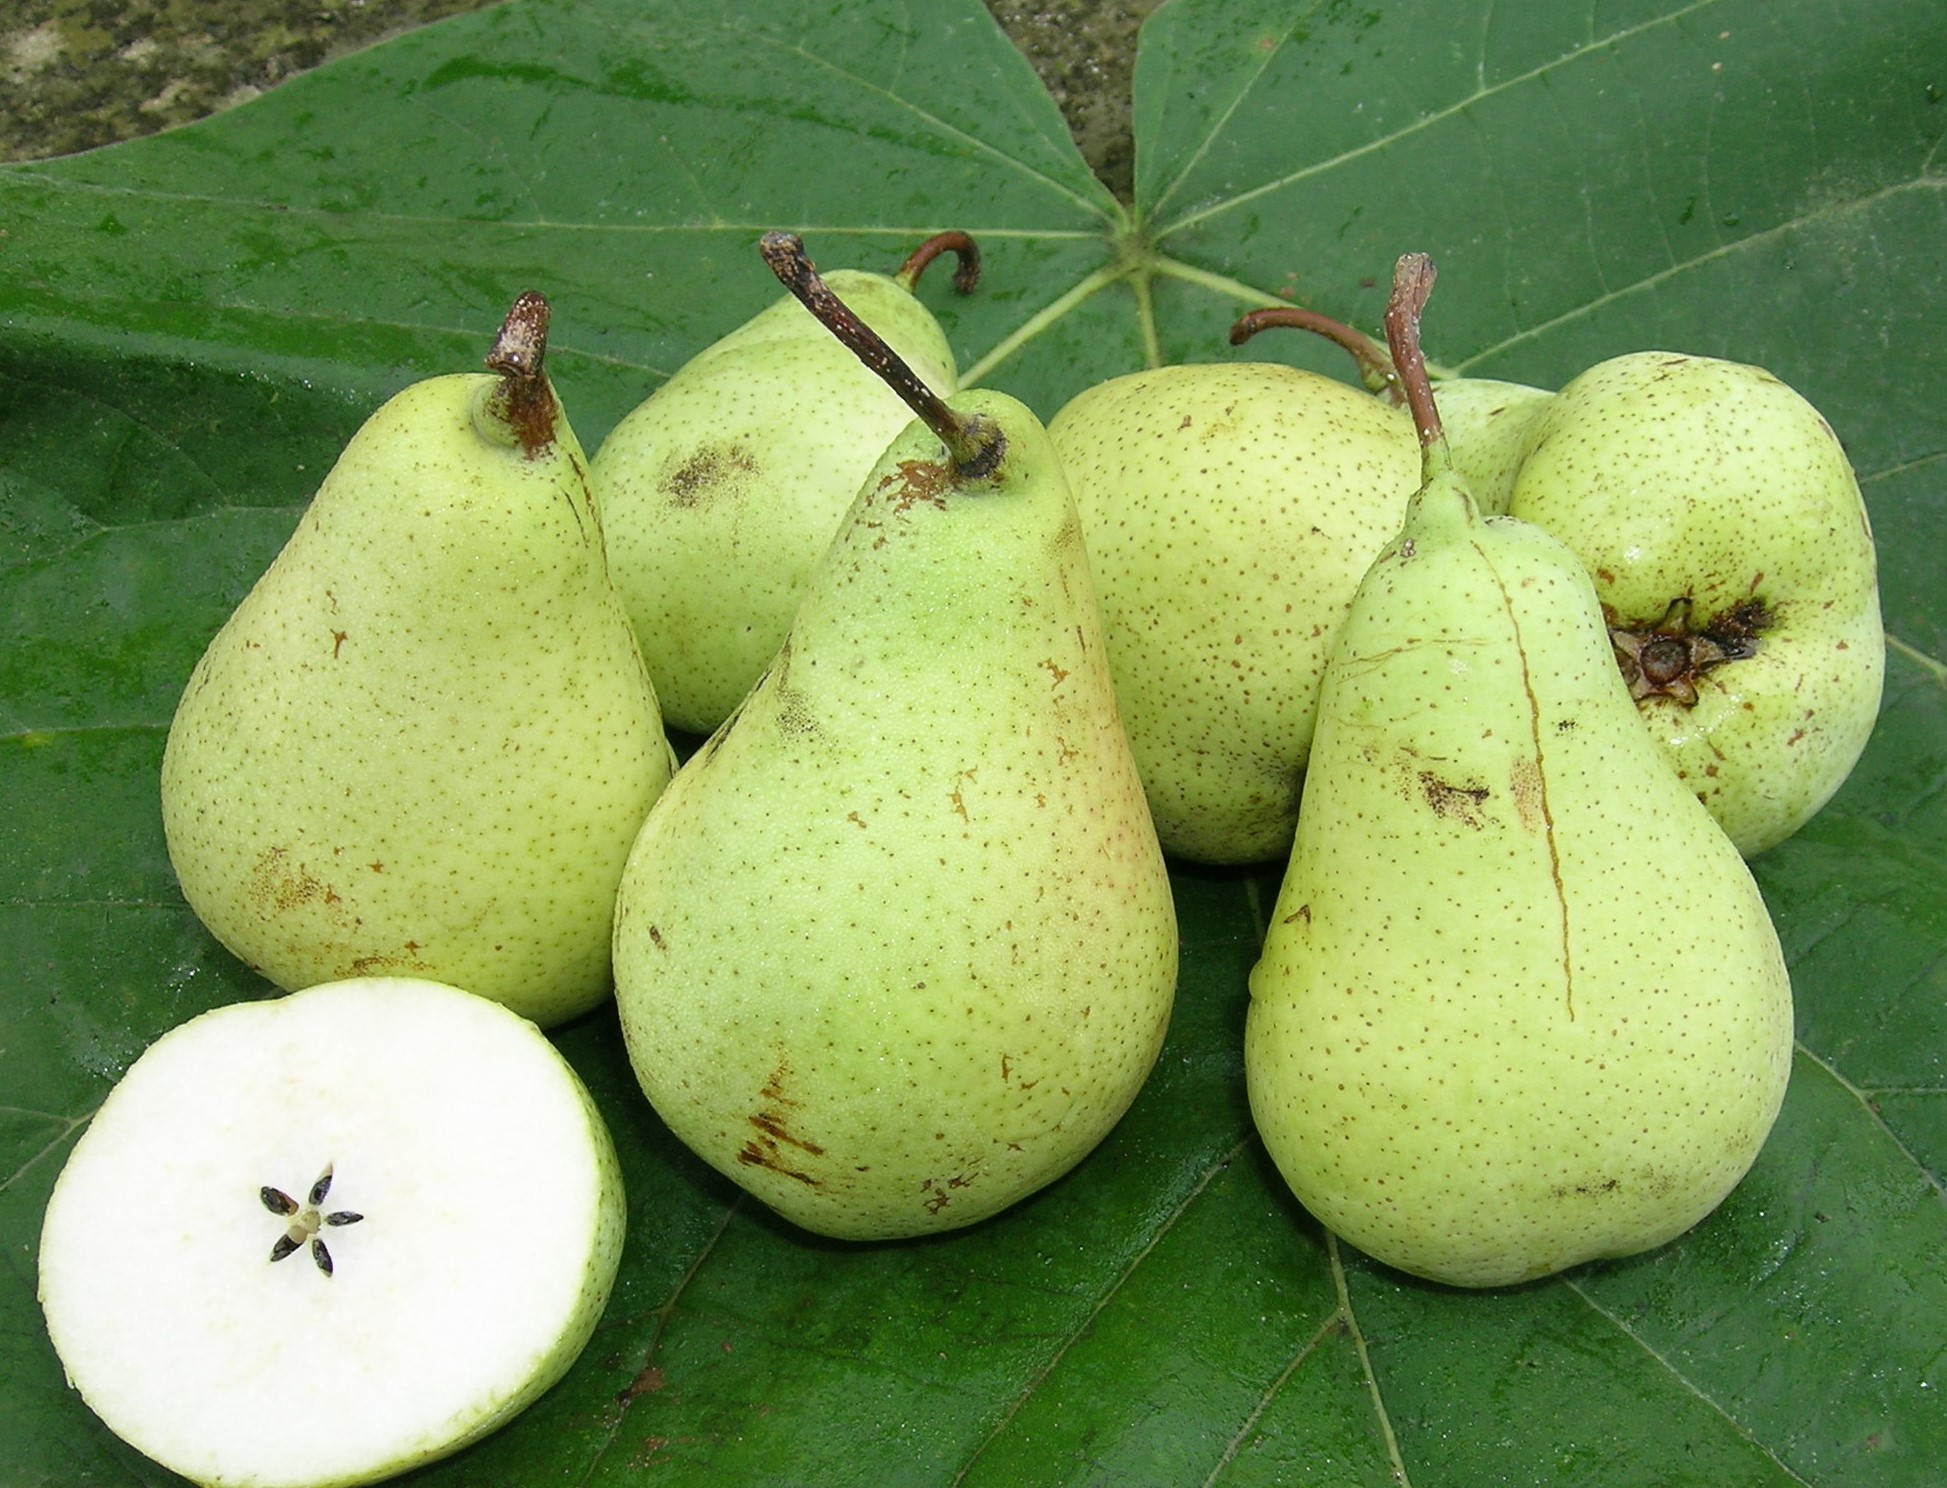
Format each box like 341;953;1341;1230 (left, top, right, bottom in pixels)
2;1;1941;1483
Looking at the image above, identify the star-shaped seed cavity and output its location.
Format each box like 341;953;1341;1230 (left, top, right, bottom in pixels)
260;1164;364;1275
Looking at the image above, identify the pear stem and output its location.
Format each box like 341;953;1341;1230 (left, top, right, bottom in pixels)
483;291;558;457
1382;254;1445;453
895;230;982;295
1228;306;1402;401
760;231;1004;479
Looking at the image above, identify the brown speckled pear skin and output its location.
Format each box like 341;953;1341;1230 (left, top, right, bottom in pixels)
1245;459;1792;1289
1507;352;1883;855
160;358;675;1028
592;270;959;735
611;389;1178;1241
1049;362;1420;865
1431;376;1553;516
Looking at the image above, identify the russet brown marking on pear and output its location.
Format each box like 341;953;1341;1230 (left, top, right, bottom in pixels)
661;443;758;507
1419;772;1492;827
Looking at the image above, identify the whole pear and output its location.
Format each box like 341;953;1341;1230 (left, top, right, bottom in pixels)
591;233;975;734
1048;358;1419;864
160;295;675;1027
1506;351;1882;854
612;236;1177;1240
1245;258;1793;1288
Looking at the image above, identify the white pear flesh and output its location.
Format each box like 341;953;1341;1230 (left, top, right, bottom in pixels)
37;976;625;1488
1246;472;1794;1288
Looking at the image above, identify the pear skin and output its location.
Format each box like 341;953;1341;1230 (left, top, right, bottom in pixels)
1508;351;1883;854
594;259;963;734
612;387;1178;1240
1050;362;1420;864
161;296;675;1026
1245;259;1792;1287
1246;460;1792;1286
1432;376;1553;516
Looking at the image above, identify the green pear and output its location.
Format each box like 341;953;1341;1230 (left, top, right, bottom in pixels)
160;295;674;1027
38;976;624;1488
591;232;977;734
1506;351;1884;855
611;235;1177;1241
1048;354;1420;864
1245;257;1792;1288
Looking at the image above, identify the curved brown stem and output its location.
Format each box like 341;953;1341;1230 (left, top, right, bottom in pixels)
762;232;1003;478
1381;254;1442;450
484;290;558;457
896;230;982;295
1228;306;1401;401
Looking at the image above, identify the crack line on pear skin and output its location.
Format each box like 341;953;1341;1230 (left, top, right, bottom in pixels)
1480;545;1574;1020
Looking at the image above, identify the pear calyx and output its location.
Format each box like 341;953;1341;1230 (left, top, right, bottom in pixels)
1229;304;1400;400
1608;596;1768;705
760;231;1004;480
481;290;559;459
895;229;982;296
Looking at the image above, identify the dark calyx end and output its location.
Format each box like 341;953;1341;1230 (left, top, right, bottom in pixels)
1609;596;1769;705
896;230;982;295
485;290;559;458
1381;253;1443;452
761;231;1003;481
1228;306;1401;400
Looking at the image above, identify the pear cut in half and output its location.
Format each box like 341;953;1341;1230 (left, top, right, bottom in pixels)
37;977;625;1488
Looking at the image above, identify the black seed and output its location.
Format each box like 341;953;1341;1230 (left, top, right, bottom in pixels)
312;1239;334;1276
309;1168;335;1206
261;1186;298;1216
324;1211;364;1227
269;1233;301;1264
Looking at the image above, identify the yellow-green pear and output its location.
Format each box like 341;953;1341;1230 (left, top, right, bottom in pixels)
612;236;1177;1241
1246;257;1792;1288
160;295;675;1027
1048;350;1419;865
1507;351;1883;855
591;232;976;734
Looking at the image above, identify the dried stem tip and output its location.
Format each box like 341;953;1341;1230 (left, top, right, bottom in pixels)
1228;305;1401;401
1381;254;1443;450
761;231;1003;479
484;290;559;458
896;230;982;295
